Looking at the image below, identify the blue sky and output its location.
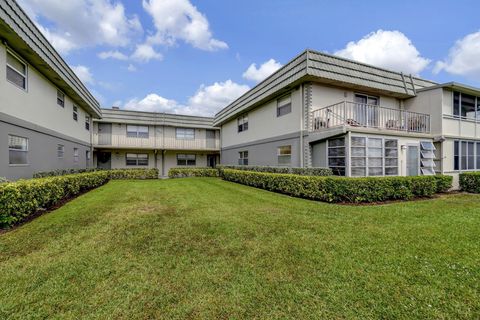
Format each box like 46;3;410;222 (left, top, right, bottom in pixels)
18;0;480;116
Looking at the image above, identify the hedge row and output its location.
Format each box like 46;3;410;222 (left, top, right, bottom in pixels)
222;169;450;203
434;175;453;193
33;168;100;178
168;168;219;178
108;168;159;180
217;165;332;176
459;172;480;193
0;171;110;227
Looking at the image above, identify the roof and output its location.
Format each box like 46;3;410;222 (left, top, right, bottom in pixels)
417;82;480;96
0;0;101;118
96;108;218;129
213;49;438;126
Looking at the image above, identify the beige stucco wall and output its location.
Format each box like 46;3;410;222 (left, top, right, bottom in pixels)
0;44;92;143
221;87;303;148
404;88;443;135
310;83;401;111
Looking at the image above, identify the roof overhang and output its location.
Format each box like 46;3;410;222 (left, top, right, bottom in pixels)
417;82;480;96
0;0;101;118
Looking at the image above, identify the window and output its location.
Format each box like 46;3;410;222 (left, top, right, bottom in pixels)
454;140;479;171
477;142;480;170
237;114;248;132
277;145;291;165
420;141;436;175
277;95;292;117
177;154;196;166
238;151;248;165
73;148;79;162
176;128;195;140
126;125;149;138
57;90;65;107
350;137;398;176
85;116;90;131
86;150;91;161
453;91;480;119
73;106;78;121
328;137;345;176
8;135;28;165
126;153;149;166
6;51;27;90
454;141;460;171
57;144;64;158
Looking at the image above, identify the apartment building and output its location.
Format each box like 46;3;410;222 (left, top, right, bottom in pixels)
92;108;220;176
214;50;480;187
0;0;101;180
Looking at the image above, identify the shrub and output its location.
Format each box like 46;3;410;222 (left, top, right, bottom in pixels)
108;168;159;180
168;167;219;178
222;169;441;203
434;175;453;193
0;171;110;227
217;165;332;176
0;177;9;184
33;168;101;178
459;172;480;193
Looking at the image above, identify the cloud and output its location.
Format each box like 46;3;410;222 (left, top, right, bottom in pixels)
18;0;142;54
127;64;137;72
71;65;94;85
334;30;430;75
122;80;249;116
243;58;282;82
142;0;228;51
131;43;163;62
98;50;129;60
433;30;480;79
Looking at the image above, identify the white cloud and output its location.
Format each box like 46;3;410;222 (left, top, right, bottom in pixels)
19;0;142;54
142;0;228;51
98;50;129;60
127;64;137;72
243;58;282;82
131;43;163;62
71;65;94;85
433;30;480;79
122;80;249;116
334;30;430;75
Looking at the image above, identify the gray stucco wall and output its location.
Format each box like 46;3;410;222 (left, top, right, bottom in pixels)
221;135;301;167
1;121;92;180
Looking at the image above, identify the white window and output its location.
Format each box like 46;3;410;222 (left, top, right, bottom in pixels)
126;153;149;166
6;51;27;90
453;92;479;119
73;148;79;162
126;125;149;138
86;150;91;161
176;128;195;140
454;140;477;171
328;137;346;176
277;95;292;117
85;116;90;131
57;144;64;158
237;114;248;132
420;140;436;175
277;145;291;165
177;154;196;166
73;106;78;121
57;90;65;107
350;136;398;177
238;151;248;165
8;135;28;165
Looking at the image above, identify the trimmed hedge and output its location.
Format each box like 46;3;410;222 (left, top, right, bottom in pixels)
0;177;8;184
33;168;101;178
0;171;110;227
108;168;159;180
217;165;332;176
434;175;453;193
459;172;480;193
168;167;219;178
222;169;443;203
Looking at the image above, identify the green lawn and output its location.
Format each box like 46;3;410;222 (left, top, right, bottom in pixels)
1;178;479;319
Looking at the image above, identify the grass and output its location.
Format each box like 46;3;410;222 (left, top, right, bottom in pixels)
1;178;479;319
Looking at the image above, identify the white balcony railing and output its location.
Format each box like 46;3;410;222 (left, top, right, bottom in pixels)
93;134;220;150
311;101;431;134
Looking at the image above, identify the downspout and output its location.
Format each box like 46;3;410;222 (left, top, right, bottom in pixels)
300;83;304;167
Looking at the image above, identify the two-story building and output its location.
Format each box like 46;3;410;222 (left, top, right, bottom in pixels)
0;0;101;180
214;50;480;187
92;108;220;176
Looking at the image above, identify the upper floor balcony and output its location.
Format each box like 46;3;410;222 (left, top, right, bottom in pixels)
310;101;431;134
93;133;220;151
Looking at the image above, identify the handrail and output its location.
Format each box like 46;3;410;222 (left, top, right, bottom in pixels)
311;101;431;134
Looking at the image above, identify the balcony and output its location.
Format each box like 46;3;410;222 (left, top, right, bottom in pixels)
93;134;220;151
311;101;431;134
